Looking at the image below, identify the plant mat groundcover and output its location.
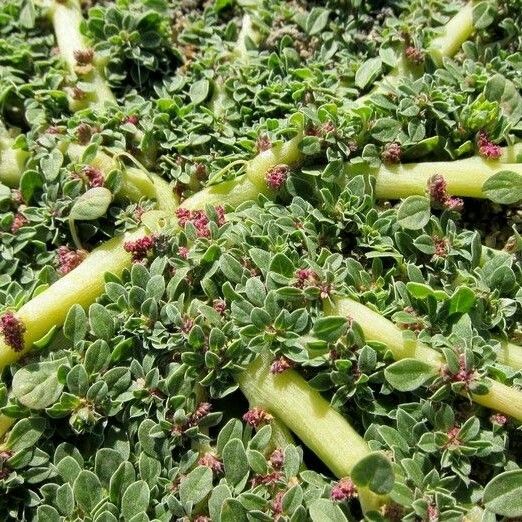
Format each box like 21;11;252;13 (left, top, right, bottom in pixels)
0;0;521;520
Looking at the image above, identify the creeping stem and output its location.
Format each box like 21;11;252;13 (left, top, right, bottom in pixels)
237;351;384;513
330;298;522;422
346;157;522;200
50;0;116;109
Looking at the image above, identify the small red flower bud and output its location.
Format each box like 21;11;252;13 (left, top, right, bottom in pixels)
72;86;86;100
181;316;194;334
331;478;357;501
177;246;189;259
123;115;139;126
269;448;284;469
294;268;317;288
0;312;26;352
265;165;289;190
427;504;439;522
82;166;104;188
477;131;502;160
57;246;87;275
175;207;191;227
243;407;273;428
270;356;292;374
189;402;212;426
251;471;282;487
212;299;227;315
123;235;156;262
490;413;507;426
444;196;464;212
11;213;28;233
77;123;94;145
256;134;272;152
404;46;424;65
381;142;402;164
428;174;448;205
198;452;223;474
271;491;284;516
73;48;94;66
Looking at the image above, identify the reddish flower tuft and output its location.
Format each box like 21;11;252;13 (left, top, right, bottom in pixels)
251;471;283;487
11;189;24;207
446;426;461;447
123;115;139;126
381;142;402;163
270;356;292;374
269;448;284;469
256;134;272;152
427;504;439;522
319;283;332;299
243;407;273;428
0;312;26;352
294;268;317;288
490;413;507;426
330;478;357;501
405;46;424;65
77;123;94;145
175;207;192;226
11;213;28;233
444;196;464;212
57;246;87;275
433;237;448;258
198;452;223;474
177;246;189;259
265;165;289;190
73;48;94;65
428;174;448;205
176;206;225;238
72;86;86;100
181;316;194;334
271;491;284;518
82;166;104;188
46;125;63;135
215;205;226;226
477;131;502;160
442;355;475;387
189;402;212;426
123;235;156;262
213;299;227;315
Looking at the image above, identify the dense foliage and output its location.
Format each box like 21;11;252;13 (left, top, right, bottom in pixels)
0;0;521;521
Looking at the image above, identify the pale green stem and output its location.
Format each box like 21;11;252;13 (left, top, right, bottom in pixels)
237;351;384;513
429;2;475;65
346;157;522;200
50;0;116;109
0;136;28;187
330;297;522;422
497;341;522;370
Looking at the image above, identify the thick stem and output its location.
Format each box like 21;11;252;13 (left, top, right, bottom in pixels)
346;158;522;200
330;297;522;422
50;0;116;108
497;342;522;371
67;145;178;213
0;137;28;187
237;351;384;513
429;2;475;65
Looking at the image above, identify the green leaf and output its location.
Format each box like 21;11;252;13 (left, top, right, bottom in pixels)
121;481;150;521
40;149;63;181
220;498;248;522
384;358;435;391
89;303;115;341
36;505;61;522
305;8;330;35
12;358;66;409
190;79;210;105
7;417;47;452
223;438;249;491
482;170;522;204
371;117;401;142
95;448;125;488
73;470;104;513
312;316;349;342
355;57;382;90
448;286;476;315
483;470;522;517
63;304;88;345
351;452;395;495
309;499;348;522
473;1;496;29
179;466;213;505
70;187;112;221
397;196;431;230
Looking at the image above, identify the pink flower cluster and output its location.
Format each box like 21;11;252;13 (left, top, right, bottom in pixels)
10;213;28;233
0;312;25;352
265;165;289;190
270;356;293;374
243;407;273;428
198;452;223;474
57;246;87;275
428;175;464;212
330;478;357;501
123;235;156;262
477;131;502;160
175;206;226;238
381;142;402;163
82;166;104;188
